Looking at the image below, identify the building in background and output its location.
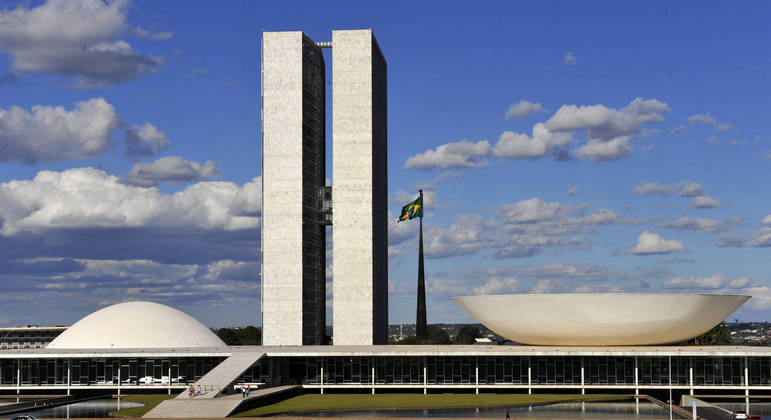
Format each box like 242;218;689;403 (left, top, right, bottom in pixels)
0;326;67;350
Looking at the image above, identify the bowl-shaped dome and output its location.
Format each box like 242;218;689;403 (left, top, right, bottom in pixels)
47;301;225;349
453;293;749;346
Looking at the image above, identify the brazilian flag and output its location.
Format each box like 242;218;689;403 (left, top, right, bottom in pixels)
398;193;423;222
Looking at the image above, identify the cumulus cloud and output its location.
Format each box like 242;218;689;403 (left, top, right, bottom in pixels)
716;215;771;248
661;216;740;233
622;231;686;255
563;52;577;66
424;215;494;258
512;263;606;281
496;198;570;224
0;0;164;86
688;113;732;131
0;98;119;164
678;181;703;197
121;156;221;187
404;139;491;169
545;97;670;140
576;136;632;161
568;186;579;196
124;123;170;157
405;98;668;169
663;272;748;290
634;181;674;195
492;123;572;159
0;98;168;164
134;26;173;40
505;100;545;120
473;277;519;295
0;168;260;235
691;195;724;208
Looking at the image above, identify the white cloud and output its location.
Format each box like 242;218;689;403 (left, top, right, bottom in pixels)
716;215;771;248
134;26;173;40
567;186;579;196
688;113;732;131
404;139;491;169
688;113;718;126
575;136;632;161
496;198;569;224
563;52;577;66
663;272;748;290
473;277;519;295
492;123;572;159
0;0;163;86
505;100;545;120
513;263;606;281
661;216;739;233
622;231;686;255
424;215;494;258
545;97;670;140
678;181;703;197
121;156;221;187
124;123;170;157
0;98;119;164
692;195;724;208
633;181;674;195
0;168;261;235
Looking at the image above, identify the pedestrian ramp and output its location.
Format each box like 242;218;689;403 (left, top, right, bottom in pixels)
176;351;266;399
143;384;299;418
144;351;268;418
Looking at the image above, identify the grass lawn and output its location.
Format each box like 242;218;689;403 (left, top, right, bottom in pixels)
234;392;626;417
110;394;177;417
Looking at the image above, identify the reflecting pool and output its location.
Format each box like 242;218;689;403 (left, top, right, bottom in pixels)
15;398;141;418
271;401;673;418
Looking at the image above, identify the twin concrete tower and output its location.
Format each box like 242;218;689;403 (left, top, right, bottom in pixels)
261;30;388;346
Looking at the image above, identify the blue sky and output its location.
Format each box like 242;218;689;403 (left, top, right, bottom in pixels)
0;0;769;327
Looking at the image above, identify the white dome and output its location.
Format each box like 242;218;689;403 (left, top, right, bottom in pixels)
47;301;226;349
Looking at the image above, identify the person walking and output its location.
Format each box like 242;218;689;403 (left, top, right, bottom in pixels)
241;384;246;398
505;408;510;419
246;384;251;398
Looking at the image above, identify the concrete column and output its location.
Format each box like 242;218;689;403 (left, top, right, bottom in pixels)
745;357;750;413
634;356;639;407
689;365;693;395
475;358;479;395
118;365;121;396
423;365;427;395
527;365;532;394
17;358;20;395
580;358;585;395
67;358;71;396
371;366;375;395
320;365;324;395
168;365;172;394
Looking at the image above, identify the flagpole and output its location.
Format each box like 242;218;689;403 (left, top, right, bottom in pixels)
416;190;427;340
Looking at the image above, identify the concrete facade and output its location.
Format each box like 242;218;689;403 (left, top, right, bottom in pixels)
261;32;327;346
332;29;388;345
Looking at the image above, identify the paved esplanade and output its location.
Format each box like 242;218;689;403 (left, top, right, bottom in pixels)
143;384;298;418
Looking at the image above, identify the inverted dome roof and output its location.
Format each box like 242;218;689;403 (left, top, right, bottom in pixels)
47;301;225;349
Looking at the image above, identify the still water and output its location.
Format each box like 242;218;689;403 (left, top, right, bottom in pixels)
270;401;673;418
16;398;142;418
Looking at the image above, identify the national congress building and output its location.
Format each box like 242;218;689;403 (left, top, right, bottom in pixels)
0;29;768;419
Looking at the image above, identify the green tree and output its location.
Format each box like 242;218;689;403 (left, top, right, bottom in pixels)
683;322;732;345
391;325;451;345
455;324;481;344
427;325;451;344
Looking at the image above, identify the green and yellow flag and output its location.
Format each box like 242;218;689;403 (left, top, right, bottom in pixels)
398;192;423;222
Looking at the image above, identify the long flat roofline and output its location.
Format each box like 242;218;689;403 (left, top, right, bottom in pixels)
3;344;771;358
